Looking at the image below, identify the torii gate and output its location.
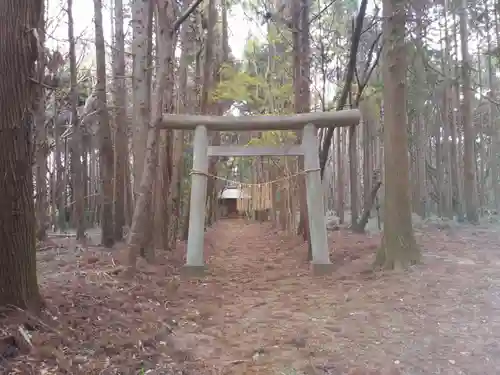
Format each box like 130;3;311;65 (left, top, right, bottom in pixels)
160;109;361;276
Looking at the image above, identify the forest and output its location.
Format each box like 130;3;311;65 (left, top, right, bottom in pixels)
1;0;500;373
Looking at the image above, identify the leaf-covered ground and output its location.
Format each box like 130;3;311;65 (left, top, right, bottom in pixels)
2;218;500;374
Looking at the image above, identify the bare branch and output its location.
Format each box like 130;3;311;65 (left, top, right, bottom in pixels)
362;43;383;87
173;0;204;32
361;32;382;82
309;0;337;25
319;0;369;178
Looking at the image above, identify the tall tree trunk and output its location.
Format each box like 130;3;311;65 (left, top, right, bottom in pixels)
413;13;428;218
181;13;204;241
487;1;499;211
35;2;47;240
131;0;155;258
113;0;128;241
200;0;217;230
336;127;345;223
438;12;453;219
54;98;65;231
459;0;478;223
375;0;420;269
348;118;358;227
492;0;500;210
131;0;151;199
452;10;465;221
0;0;43;311
141;0;155;257
174;0;191;244
443;0;462;219
155;0;177;250
292;0;312;258
94;0;115;247
362;103;373;219
68;0;85;240
476;51;485;214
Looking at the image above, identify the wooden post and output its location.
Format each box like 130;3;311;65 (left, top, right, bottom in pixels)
303;123;332;275
184;125;208;276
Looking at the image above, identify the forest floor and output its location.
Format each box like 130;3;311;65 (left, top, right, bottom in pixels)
3;218;500;374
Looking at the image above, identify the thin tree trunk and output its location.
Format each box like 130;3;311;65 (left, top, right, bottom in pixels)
459;0;478;223
155;0;177;250
362;103;373;220
169;0;192;246
348;122;358;227
132;0;151;200
487;1;499;210
336;127;344;222
492;0;500;210
68;0;85;239
476;51;485;214
292;0;312;259
55;105;65;231
181;10;203;240
35;3;48;240
439;12;453;219
94;0;115;246
113;0;128;241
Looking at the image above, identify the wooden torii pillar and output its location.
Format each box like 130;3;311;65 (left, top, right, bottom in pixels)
159;110;361;276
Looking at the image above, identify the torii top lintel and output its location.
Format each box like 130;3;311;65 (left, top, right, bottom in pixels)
159;109;361;131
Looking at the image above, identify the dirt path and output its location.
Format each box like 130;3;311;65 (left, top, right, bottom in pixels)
172;220;500;374
5;219;500;374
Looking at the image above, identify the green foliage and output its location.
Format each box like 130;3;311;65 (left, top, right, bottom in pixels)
212;33;294;114
212;63;264;105
244;37;261;58
235;156;253;182
229;130;297;182
490;52;500;70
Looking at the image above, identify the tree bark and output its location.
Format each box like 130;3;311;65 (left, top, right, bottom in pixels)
292;0;312;259
200;0;218;230
170;0;191;247
35;1;48;241
94;0;115;247
155;0;177;250
348;123;358;227
0;0;43;311
131;0;155;258
492;1;500;211
131;0;151;200
374;0;420;269
459;0;478;223
442;0;462;219
112;0;128;241
361;103;373;223
68;0;85;240
336;128;345;223
439;8;453;219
